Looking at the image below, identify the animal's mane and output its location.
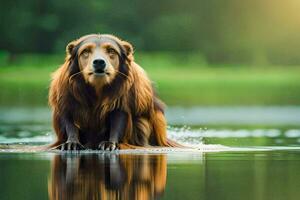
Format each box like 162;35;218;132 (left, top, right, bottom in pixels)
49;34;154;121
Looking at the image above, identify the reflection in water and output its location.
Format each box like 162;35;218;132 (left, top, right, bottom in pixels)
48;154;167;200
2;151;300;200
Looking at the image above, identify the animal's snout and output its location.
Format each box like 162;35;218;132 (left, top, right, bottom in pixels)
93;59;106;73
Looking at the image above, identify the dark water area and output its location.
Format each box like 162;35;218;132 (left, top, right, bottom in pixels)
1;106;300;200
1;151;300;200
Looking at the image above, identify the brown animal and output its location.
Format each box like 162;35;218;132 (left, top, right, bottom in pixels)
49;34;181;150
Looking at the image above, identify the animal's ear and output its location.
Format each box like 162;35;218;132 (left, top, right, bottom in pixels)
66;40;77;56
122;41;134;61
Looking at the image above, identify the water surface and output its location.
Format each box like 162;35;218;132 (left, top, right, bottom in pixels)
1;106;300;200
1;150;300;200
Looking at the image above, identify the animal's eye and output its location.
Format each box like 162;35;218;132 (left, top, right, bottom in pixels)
81;49;90;58
107;48;116;55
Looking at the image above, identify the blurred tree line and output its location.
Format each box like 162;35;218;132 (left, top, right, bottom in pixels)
1;0;300;64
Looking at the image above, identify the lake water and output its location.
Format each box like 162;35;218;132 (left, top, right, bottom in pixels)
1;106;300;200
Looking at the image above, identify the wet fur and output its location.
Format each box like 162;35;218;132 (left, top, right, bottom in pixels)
49;34;181;149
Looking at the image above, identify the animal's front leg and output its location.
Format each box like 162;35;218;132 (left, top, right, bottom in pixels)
98;110;127;151
56;118;85;151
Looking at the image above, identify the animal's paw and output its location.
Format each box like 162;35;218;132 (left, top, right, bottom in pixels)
98;141;119;151
53;141;85;151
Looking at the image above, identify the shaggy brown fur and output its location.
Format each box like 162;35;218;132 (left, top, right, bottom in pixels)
49;34;181;150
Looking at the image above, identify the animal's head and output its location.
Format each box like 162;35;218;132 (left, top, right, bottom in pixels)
66;34;134;89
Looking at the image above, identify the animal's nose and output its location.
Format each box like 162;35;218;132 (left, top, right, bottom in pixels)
93;59;106;72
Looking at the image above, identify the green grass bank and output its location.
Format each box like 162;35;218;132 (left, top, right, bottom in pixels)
0;53;299;106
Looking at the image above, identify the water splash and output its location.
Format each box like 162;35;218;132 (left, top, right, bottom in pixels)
0;123;300;152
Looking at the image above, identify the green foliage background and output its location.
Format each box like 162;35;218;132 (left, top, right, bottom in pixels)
1;0;300;65
0;0;300;106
